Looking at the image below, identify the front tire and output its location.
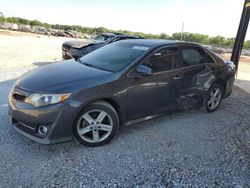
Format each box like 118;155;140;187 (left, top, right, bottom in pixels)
73;101;119;147
203;84;223;113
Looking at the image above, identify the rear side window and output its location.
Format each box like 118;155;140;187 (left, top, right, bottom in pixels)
144;47;178;73
182;47;215;67
206;49;223;64
204;53;215;63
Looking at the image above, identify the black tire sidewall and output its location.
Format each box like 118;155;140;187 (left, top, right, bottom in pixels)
204;84;223;113
73;101;119;147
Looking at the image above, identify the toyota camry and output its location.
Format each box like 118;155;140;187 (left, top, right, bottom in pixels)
9;39;235;147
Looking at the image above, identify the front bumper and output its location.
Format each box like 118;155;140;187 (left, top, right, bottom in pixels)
224;71;235;99
8;90;77;144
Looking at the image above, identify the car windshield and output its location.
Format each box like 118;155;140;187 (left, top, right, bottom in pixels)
93;34;114;42
79;43;150;72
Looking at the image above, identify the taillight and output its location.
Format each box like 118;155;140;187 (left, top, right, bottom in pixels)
224;61;235;73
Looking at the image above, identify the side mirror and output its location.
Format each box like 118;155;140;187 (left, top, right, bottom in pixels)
136;65;153;76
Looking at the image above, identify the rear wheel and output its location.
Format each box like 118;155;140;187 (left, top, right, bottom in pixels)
203;84;223;113
73;101;119;147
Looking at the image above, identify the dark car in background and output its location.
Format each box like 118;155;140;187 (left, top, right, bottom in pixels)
62;33;143;60
9;39;235;147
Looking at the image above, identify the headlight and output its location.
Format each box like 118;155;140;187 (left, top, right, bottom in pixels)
25;93;71;107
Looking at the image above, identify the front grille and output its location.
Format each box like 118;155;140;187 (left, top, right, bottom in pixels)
12;92;27;102
15;121;37;134
12;118;50;138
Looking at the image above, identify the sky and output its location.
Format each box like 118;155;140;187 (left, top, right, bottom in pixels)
0;0;249;39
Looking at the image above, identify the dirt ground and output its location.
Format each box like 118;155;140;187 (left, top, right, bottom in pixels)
0;29;81;71
220;53;250;80
0;30;249;187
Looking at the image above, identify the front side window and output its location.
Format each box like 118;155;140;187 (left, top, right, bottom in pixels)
182;47;215;66
144;47;178;73
80;43;149;72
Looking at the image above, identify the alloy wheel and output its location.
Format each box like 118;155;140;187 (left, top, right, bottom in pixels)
77;110;113;143
207;88;222;110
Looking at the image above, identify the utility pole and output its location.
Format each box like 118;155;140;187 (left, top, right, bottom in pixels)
231;0;250;72
180;22;184;41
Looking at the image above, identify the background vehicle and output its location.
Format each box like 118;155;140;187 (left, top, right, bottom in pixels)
9;39;235;147
62;33;143;60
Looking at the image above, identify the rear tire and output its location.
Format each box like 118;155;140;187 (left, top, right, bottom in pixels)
73;101;119;147
202;84;223;113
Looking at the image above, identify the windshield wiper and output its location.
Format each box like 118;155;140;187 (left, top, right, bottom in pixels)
77;58;82;64
78;59;94;68
83;62;97;68
79;60;114;72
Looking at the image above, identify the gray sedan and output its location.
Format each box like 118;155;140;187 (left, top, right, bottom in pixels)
9;39;235;147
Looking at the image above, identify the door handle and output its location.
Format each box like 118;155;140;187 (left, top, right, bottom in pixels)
174;74;183;80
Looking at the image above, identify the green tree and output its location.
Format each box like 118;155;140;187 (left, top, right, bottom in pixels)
95;27;108;34
172;32;182;40
159;33;171;39
172;32;208;43
30;20;43;26
1;15;245;49
18;18;29;25
6;17;19;23
0;16;6;22
243;40;250;49
208;36;226;45
43;23;51;29
224;38;235;48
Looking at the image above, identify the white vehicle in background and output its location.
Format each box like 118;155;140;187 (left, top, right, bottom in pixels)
0;22;18;30
19;24;34;33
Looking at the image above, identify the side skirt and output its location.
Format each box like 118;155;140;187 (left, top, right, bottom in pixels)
124;110;182;126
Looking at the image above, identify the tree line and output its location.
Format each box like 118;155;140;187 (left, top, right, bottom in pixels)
1;16;250;49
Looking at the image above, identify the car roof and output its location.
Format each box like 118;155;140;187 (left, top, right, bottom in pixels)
100;33;117;36
114;35;140;38
116;39;202;48
101;32;141;38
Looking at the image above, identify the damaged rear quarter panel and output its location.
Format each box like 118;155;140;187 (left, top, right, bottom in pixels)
177;63;222;109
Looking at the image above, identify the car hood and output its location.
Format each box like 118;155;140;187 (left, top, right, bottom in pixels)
16;60;113;93
64;39;103;49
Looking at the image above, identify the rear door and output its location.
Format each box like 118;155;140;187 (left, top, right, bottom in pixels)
177;44;218;109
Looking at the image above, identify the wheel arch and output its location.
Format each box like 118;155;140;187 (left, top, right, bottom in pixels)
213;80;226;97
73;96;124;129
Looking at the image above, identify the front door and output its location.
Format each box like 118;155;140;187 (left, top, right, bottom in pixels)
127;46;181;120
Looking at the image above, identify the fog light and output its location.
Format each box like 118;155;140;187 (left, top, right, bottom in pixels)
38;126;48;136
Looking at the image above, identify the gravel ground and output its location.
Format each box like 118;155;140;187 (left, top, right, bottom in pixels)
0;34;249;187
0;66;249;187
